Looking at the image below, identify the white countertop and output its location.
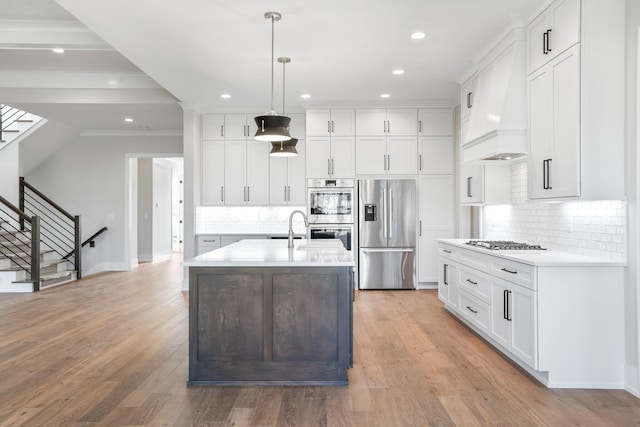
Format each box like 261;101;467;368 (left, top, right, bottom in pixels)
184;239;355;267
439;239;626;267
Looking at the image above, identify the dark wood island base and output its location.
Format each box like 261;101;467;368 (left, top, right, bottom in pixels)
188;265;353;386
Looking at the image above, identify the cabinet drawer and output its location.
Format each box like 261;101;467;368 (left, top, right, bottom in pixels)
197;235;221;246
438;244;458;260
458;290;490;334
458;248;491;272
458;265;490;303
490;258;536;290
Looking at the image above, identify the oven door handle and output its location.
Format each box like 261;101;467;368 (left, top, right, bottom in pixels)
361;248;413;253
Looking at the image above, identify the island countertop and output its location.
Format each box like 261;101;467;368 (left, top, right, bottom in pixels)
183;239;355;267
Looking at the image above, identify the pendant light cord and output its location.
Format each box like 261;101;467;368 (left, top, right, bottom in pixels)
270;15;275;112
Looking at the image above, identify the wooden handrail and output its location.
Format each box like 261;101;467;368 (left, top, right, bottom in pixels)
0;194;32;223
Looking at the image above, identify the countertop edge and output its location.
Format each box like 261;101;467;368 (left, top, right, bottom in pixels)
438;239;627;267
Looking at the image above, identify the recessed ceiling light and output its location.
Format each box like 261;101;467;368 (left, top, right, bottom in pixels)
410;32;426;40
124;118;134;123
301;94;311;99
392;69;405;75
380;93;391;98
220;94;231;99
52;48;65;53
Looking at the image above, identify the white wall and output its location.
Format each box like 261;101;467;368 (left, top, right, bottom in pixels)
26;133;182;276
625;0;640;396
0;141;20;206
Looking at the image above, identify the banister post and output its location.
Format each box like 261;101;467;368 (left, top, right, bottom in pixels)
19;177;25;231
30;216;40;292
74;215;81;279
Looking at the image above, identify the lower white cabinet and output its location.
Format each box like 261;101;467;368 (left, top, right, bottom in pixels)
489;275;537;369
418;175;454;283
438;240;625;388
196;234;221;255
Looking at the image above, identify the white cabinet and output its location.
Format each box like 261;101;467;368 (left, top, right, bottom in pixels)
355;136;417;175
418;176;454;283
201;141;225;206
459;117;510;205
196;234;221;255
489;276;538;369
459;76;477;119
269;139;306;205
418;108;453;136
527;0;580;73
438;259;458;309
306;109;355;136
306;136;355;178
202;114;225;140
223;114;258;139
418;108;454;175
224;140;270;206
528;45;580;200
419;137;453;174
525;0;624;201
355;109;417;136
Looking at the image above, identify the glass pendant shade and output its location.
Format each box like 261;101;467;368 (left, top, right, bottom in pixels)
254;113;291;142
270;138;298;157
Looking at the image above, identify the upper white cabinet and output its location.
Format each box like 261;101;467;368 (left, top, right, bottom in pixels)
459;76;477;120
355;136;417;175
306;109;355;178
224;140;270;206
306;109;355;136
526;0;625;201
417;108;454;175
201;140;225;206
269;140;306;205
355;109;417;136
527;0;580;73
418;108;453;136
306;136;355;178
528;45;580;200
202;114;225;140
223;114;258;139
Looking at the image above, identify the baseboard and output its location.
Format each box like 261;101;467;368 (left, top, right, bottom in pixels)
138;253;153;262
152;251;173;262
83;261;129;277
625;364;640;397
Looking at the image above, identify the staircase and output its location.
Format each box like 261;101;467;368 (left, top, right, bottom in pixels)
0;104;42;148
0;222;77;292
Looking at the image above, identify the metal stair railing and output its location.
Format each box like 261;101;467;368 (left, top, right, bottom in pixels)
19;177;81;279
0;194;40;291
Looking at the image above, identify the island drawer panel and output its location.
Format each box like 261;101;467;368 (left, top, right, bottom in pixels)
457;265;491;303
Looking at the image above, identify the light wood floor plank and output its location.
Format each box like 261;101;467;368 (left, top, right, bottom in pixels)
0;254;638;426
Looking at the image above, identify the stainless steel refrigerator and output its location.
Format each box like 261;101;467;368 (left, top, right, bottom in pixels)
358;179;416;289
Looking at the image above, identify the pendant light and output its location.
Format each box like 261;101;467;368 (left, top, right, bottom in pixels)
255;11;291;142
270;56;298;157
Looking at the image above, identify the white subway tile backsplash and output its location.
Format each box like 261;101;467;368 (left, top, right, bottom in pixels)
482;160;627;262
196;206;308;235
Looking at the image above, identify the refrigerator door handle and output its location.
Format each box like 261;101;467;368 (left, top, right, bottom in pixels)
388;188;393;239
361;248;414;253
382;187;388;239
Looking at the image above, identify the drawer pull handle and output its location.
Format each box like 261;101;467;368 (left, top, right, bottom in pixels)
501;268;518;275
466;306;478;314
443;249;451;254
466;279;477;285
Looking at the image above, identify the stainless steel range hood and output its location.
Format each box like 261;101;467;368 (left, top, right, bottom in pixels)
462;30;527;164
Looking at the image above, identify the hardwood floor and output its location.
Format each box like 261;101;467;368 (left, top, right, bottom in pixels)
0;254;639;426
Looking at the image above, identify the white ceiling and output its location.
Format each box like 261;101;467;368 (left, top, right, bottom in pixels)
0;0;546;133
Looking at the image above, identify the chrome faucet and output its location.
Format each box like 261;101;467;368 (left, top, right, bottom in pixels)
288;210;309;248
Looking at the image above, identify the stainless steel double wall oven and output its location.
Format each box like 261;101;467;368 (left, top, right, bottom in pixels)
307;178;355;254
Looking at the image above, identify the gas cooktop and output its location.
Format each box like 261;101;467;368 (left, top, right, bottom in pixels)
465;240;547;251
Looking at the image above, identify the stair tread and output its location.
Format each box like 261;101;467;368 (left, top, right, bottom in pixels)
41;270;76;280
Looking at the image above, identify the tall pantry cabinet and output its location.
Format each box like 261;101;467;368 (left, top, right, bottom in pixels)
417;109;455;283
526;0;625;200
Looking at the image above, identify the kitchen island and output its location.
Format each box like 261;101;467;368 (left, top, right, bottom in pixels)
183;239;355;386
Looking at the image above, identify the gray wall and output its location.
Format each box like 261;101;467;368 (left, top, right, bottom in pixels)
26;133;182;276
137;158;153;261
152;158;173;260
